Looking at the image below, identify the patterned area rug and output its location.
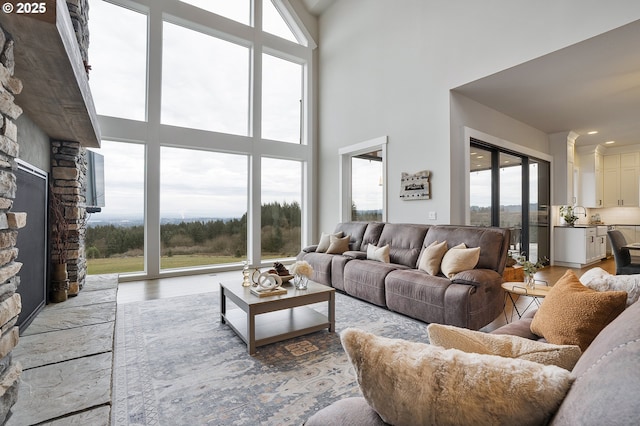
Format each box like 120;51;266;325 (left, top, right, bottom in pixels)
112;290;430;425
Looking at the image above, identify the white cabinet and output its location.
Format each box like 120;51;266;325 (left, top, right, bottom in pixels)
603;153;639;207
578;148;604;208
554;226;600;267
617;225;637;245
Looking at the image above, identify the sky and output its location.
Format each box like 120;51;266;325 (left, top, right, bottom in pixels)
88;0;305;219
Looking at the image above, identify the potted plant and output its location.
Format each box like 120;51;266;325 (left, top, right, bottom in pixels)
49;185;70;302
514;253;548;289
560;205;578;226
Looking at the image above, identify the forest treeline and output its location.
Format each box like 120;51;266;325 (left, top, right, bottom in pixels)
85;201;301;259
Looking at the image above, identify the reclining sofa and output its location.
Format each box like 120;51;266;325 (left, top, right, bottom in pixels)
297;222;510;330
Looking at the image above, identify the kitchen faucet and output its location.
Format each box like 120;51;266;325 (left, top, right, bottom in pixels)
573;206;587;218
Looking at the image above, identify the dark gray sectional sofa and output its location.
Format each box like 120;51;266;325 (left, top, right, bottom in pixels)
297;221;510;330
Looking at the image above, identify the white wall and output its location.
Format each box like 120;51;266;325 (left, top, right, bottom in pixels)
316;0;640;233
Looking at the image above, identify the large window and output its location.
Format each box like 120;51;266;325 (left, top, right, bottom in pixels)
179;0;250;25
469;139;550;263
162;22;250;135
89;0;313;278
85;141;145;274
262;53;303;143
351;151;383;221
261;158;302;260
88;1;147;120
160;148;248;270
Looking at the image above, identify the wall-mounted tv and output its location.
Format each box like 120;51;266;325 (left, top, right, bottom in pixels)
86;150;105;213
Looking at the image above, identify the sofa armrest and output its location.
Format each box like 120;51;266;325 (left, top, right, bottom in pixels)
343;250;367;260
490;311;540;340
451;269;502;289
302;245;318;253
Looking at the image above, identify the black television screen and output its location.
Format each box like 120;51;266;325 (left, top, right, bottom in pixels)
86;150;105;210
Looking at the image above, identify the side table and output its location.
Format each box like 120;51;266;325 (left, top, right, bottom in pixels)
501;281;550;323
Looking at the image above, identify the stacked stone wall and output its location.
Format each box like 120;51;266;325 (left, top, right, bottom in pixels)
0;27;26;423
50;141;87;294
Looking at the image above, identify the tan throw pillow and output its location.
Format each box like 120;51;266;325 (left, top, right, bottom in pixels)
530;270;627;351
316;231;343;253
341;328;573;426
366;244;390;263
326;234;350;254
427;323;581;371
440;243;480;278
418;240;448;275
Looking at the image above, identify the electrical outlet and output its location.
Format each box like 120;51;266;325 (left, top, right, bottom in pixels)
428;211;437;220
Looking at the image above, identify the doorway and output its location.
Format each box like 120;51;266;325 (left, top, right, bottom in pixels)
469;139;550;262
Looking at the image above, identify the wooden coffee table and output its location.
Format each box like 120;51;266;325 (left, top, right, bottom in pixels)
220;280;335;355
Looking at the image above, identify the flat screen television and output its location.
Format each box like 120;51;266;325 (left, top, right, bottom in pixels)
85;150;105;212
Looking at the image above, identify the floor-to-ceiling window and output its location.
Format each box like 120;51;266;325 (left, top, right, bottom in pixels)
469;139;550;262
85;141;145;274
88;0;315;278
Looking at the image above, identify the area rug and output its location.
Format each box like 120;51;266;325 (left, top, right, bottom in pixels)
112;290;430;425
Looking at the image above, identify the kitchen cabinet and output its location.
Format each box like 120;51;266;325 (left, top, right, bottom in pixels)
554;226;601;268
603;153;639;207
578;147;604;208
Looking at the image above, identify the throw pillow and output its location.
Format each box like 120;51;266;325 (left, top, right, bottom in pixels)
580;267;640;307
417;240;448;275
326;234;350;254
341;328;573;426
427;323;581;370
316;231;343;253
366;244;390;263
440;243;480;278
530;270;627;351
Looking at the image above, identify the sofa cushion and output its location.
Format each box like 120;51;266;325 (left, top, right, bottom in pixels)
440;243;480;278
341;328;573;426
423;225;509;273
427;323;581;370
305;397;388;426
326;234;350;254
316;231;343;253
550;297;640;425
417;240;447;275
530;270;627;351
366;244;390;263
334;222;369;251
377;223;429;267
579;266;640;307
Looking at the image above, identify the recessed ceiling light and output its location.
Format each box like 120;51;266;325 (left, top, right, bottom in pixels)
477;155;484;159
587;131;598;135
605;140;615;145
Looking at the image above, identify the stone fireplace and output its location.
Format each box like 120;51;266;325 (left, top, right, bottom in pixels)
0;0;99;420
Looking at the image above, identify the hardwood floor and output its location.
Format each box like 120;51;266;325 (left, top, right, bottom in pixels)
116;258;617;332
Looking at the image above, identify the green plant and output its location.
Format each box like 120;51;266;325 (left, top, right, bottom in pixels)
514;253;548;275
559;205;578;226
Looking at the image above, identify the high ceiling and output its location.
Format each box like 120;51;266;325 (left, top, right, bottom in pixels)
454;19;640;148
300;0;335;16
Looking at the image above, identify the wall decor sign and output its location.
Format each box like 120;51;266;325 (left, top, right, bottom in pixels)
400;170;431;200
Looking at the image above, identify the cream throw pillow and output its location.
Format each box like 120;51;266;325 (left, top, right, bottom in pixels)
326;234;350;254
427;323;582;371
418;240;448;275
316;231;343;253
440;243;480;278
341;328;573;426
580;266;640;307
366;244;390;263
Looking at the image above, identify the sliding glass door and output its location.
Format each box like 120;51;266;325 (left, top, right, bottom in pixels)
469;140;550;263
